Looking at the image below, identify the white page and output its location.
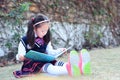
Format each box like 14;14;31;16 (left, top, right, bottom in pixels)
54;47;71;58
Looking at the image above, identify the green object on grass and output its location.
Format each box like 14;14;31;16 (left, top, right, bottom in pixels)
24;50;55;62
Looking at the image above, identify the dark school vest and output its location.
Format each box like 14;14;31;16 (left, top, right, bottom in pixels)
21;36;47;53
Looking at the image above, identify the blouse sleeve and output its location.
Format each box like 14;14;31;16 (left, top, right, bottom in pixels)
16;41;26;61
46;42;62;56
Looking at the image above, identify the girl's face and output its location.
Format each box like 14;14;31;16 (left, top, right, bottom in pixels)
34;22;49;38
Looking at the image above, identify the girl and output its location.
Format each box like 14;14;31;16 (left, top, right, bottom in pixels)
13;14;90;78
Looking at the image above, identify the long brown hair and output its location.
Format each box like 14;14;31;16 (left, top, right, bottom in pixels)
26;14;51;48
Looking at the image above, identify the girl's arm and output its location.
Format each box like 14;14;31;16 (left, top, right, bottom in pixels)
16;41;26;61
46;42;66;57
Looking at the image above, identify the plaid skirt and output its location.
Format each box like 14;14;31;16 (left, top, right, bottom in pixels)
13;58;57;78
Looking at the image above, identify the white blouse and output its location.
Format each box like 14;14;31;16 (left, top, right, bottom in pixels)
16;41;62;61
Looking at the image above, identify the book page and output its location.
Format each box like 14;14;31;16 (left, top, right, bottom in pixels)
54;47;71;58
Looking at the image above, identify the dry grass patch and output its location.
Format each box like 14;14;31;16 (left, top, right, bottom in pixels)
0;47;120;80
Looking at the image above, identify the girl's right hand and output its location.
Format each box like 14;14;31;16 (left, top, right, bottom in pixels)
18;54;25;61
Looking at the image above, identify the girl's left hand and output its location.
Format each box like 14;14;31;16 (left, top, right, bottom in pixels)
59;48;67;54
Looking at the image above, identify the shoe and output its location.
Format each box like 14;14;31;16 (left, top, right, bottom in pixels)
13;71;33;78
66;50;80;76
79;49;91;75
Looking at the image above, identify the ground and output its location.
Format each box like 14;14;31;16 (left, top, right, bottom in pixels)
0;46;120;80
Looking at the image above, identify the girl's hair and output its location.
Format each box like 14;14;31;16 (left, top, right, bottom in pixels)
27;14;51;48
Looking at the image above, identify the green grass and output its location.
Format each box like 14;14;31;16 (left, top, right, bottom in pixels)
0;47;120;80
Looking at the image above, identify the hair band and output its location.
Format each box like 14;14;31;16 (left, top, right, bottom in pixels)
33;20;49;27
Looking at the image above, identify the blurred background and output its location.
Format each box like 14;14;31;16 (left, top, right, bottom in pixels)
0;0;120;66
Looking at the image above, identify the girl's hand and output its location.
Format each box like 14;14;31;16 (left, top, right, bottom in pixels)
59;48;67;54
18;54;25;61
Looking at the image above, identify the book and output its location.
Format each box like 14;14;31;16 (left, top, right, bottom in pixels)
24;47;70;62
24;50;55;62
54;47;71;58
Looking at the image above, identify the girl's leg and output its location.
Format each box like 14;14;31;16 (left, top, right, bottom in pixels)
54;60;65;66
42;49;91;76
42;63;68;75
42;50;81;76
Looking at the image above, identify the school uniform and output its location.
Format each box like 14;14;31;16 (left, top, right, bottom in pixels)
13;36;63;78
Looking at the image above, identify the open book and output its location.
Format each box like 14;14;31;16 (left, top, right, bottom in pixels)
54;47;71;58
24;47;70;62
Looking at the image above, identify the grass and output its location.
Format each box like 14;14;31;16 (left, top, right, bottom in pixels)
0;47;120;80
